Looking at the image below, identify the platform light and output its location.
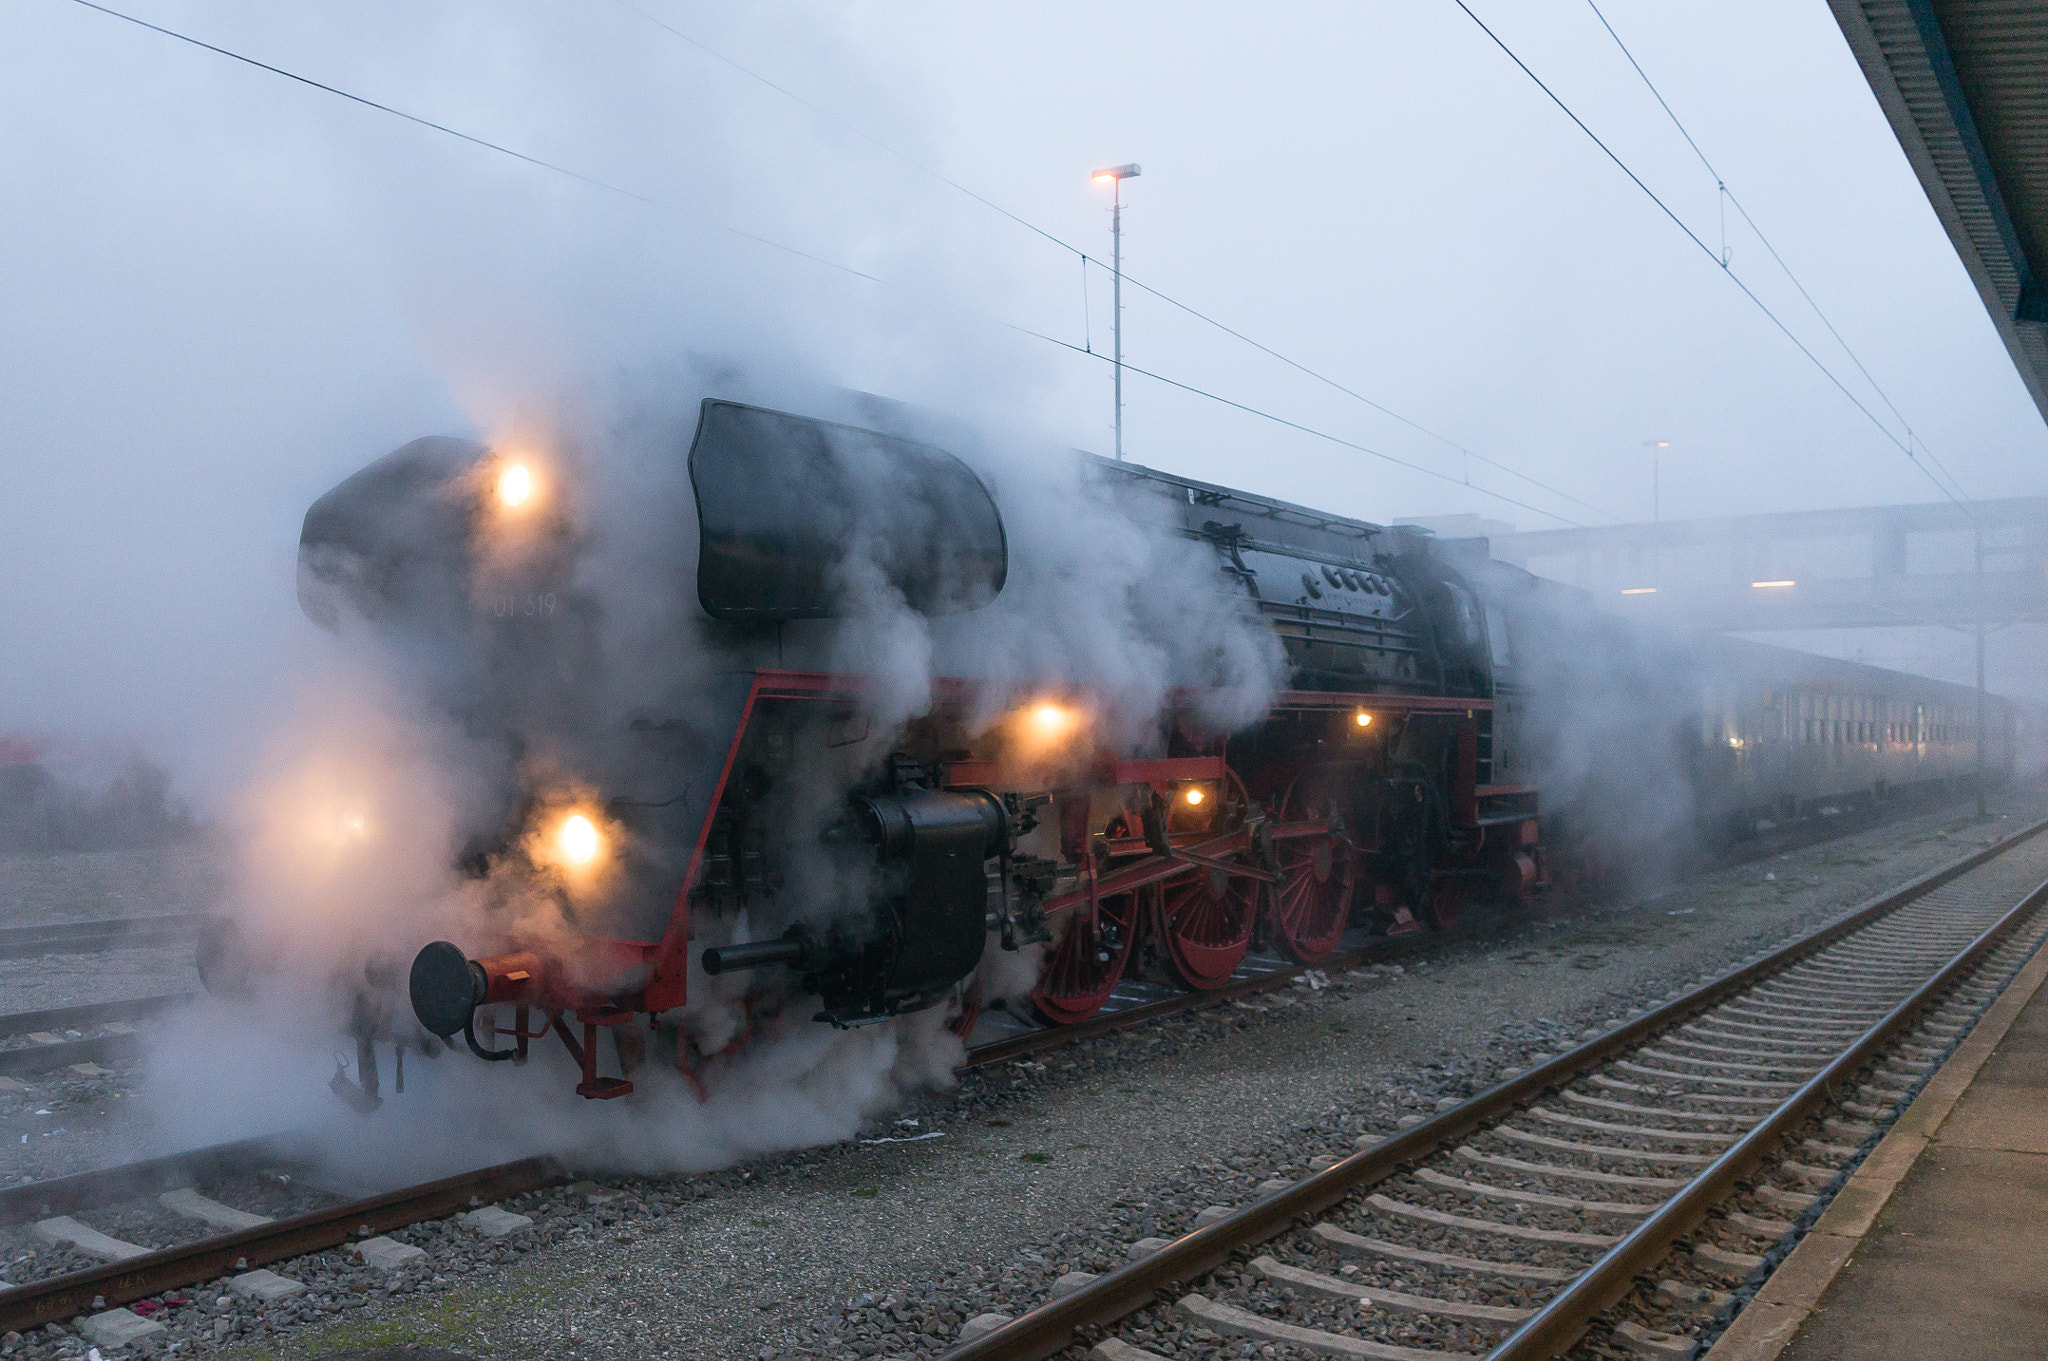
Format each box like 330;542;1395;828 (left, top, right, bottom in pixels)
1621;586;1657;595
559;813;600;865
498;463;534;508
1751;580;1795;589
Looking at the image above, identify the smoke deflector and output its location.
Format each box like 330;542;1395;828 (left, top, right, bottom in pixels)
688;399;1007;621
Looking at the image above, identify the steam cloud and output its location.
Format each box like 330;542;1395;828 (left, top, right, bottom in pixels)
152;359;1283;1186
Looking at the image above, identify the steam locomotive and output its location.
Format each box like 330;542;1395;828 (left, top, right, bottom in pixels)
276;396;2013;1101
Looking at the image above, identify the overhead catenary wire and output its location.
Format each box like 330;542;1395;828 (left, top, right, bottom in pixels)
607;0;1622;524
605;0;1087;265
1448;0;1976;522
1043;336;1584;524
1108;265;1624;522
1581;0;1976;510
55;0;1593;526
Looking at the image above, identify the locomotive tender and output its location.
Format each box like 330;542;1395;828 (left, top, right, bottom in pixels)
283;396;2012;1101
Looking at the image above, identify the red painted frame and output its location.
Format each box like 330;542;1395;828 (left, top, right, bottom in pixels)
503;671;1498;1016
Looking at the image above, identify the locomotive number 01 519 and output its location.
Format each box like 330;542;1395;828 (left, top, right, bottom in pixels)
488;592;559;619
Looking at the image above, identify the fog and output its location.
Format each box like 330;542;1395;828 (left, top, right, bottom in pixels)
3;0;2042;1180
6;1;2044;777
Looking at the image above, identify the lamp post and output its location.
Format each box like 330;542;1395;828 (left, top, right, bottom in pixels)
1642;440;1670;522
1636;439;1670;593
1092;162;1141;460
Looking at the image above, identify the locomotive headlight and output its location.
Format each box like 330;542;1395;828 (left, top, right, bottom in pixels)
1184;787;1205;807
1031;702;1075;737
498;463;534;508
310;807;372;848
1009;697;1088;766
559;813;600;864
1353;711;1373;729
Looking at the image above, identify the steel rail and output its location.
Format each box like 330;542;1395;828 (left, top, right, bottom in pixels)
0;914;210;960
1484;873;2048;1358
0;1135;309;1229
0;1033;143;1078
933;816;2048;1361
0;995;194;1075
0;993;193;1040
0;1155;565;1333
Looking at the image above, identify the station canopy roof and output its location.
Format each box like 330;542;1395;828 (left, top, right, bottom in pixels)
1830;1;2048;422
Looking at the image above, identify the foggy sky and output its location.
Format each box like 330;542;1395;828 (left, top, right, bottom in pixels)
4;0;2043;793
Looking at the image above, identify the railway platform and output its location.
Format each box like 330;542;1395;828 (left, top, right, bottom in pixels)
1707;928;2048;1361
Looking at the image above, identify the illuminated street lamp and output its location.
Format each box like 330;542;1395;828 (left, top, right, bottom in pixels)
1093;162;1141;460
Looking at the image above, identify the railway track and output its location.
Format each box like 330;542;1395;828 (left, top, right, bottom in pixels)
0;914;209;962
0;1132;562;1335
935;817;2048;1361
0;994;190;1078
0;801;2026;1345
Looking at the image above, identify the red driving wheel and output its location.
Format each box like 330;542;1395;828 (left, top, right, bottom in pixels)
1031;813;1142;1025
1267;780;1356;964
1154;768;1258;989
